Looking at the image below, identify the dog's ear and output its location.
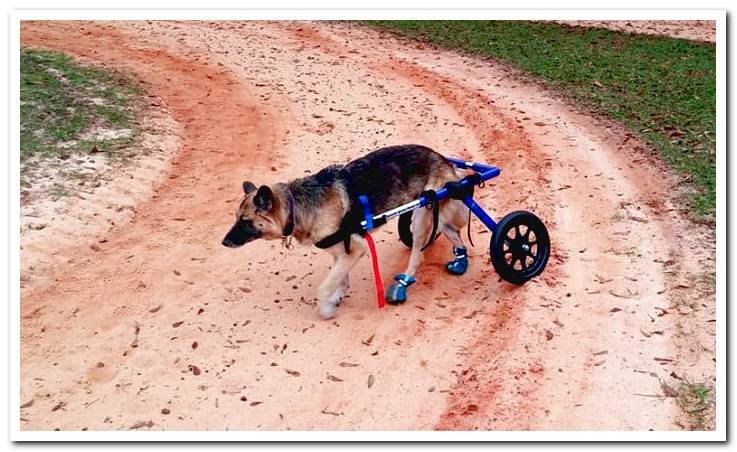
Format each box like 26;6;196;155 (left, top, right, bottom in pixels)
254;185;273;212
243;181;257;196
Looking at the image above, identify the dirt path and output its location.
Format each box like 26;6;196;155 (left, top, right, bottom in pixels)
19;21;715;431
552;20;716;43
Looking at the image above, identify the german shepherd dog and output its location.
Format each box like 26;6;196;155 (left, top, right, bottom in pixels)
222;145;470;319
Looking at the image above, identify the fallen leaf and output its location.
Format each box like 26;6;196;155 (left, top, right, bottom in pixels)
285;369;300;377
129;420;154;430
368;374;375;389
361;334;375;346
51;401;66;412
327;374;343;382
321;408;341;416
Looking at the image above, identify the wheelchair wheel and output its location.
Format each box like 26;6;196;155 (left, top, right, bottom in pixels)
490;211;550;285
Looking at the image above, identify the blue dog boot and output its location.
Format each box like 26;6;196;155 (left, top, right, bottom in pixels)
385;273;416;305
446;247;469;275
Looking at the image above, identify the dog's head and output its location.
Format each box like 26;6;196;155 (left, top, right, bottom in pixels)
222;181;284;248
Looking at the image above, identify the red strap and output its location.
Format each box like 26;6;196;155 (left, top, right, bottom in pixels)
363;233;385;308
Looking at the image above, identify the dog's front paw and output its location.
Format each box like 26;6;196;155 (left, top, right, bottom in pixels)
385;273;416;305
318;302;337;320
331;287;346;306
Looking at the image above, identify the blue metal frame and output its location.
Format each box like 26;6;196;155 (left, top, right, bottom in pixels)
359;157;501;233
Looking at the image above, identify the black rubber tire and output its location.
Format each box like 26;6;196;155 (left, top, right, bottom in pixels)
398;211;413;248
490;211;550;285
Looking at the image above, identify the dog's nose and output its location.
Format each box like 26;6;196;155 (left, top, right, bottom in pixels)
222;238;237;248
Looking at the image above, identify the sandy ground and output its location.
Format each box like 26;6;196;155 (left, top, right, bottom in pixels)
552;20;716;43
19;21;716;431
21;96;182;291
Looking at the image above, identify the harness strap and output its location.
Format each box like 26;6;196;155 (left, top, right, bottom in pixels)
419;189;440;251
314;229;349;250
314;202;363;252
363;233;385;308
443;175;484;248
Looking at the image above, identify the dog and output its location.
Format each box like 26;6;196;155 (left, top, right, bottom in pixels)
222;144;470;319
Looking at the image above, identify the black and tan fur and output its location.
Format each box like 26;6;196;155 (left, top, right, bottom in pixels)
222;145;469;319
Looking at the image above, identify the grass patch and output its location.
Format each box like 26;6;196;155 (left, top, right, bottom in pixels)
20;48;143;172
662;378;715;430
361;21;716;216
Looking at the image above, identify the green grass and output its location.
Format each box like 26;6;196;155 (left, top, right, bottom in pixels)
20;49;143;165
361;21;716;216
662;378;715;430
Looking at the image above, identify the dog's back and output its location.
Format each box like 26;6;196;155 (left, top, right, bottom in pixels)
340;144;457;213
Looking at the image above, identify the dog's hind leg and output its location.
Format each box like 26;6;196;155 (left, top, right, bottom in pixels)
386;208;432;304
441;199;470;275
318;235;366;319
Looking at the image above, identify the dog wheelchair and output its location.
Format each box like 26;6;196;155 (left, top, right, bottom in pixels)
346;157;551;307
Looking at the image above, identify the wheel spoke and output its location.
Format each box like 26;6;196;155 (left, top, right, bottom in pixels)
503;238;511;250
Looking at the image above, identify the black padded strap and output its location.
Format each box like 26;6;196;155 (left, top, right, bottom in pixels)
314;203;364;253
444;174;481;200
315;230;347;250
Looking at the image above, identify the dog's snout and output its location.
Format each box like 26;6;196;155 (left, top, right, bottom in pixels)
222;238;238;248
222;217;260;248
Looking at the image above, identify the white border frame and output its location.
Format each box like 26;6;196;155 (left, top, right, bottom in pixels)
8;9;726;442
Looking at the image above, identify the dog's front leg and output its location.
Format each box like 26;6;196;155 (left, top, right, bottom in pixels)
317;236;366;319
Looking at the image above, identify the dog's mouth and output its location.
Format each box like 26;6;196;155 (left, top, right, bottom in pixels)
221;238;243;248
222;218;261;248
